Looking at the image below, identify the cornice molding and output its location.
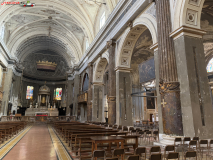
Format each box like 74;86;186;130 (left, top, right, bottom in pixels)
115;66;132;72
170;25;206;40
106;39;116;49
93;82;104;86
150;43;158;51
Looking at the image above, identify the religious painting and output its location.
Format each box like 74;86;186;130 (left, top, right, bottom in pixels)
139;58;155;83
147;93;155;109
26;86;34;99
55;88;62;100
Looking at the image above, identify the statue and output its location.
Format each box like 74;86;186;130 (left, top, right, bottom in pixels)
30;102;32;108
53;103;56;109
35;103;38;108
48;103;50;108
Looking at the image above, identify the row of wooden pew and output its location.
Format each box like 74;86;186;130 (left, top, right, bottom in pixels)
53;121;140;159
0;121;28;143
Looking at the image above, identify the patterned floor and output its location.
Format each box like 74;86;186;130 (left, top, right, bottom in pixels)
0;124;209;160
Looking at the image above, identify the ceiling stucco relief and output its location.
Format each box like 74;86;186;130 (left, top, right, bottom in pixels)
0;0;119;80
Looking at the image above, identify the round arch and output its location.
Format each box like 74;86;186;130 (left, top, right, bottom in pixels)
116;14;157;68
173;0;205;31
93;52;109;83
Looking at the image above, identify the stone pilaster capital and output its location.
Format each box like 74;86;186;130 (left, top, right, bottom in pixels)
93;82;104;86
107;96;116;102
127;21;133;30
170;25;206;40
115;66;132;72
106;39;116;49
88;62;93;67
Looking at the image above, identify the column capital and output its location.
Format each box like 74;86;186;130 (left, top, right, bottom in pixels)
87;62;93;67
115;66;132;72
106;39;116;49
170;25;206;40
127;21;133;30
93;82;104;86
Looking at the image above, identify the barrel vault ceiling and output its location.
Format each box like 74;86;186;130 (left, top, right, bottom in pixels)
0;0;119;68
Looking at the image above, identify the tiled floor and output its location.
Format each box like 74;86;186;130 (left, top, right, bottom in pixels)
3;124;57;160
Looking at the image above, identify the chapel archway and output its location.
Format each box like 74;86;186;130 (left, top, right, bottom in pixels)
116;23;157;126
93;56;109;122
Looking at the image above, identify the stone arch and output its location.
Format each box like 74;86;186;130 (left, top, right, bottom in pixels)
173;0;205;31
93;53;109;83
116;15;157;68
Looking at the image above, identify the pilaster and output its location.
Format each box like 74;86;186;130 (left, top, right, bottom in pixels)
87;62;93;121
107;40;116;125
92;82;104;122
1;68;13;116
171;26;213;138
73;74;80;117
115;67;133;126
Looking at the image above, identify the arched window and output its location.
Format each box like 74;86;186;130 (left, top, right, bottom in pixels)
100;12;106;29
207;58;213;72
82;73;89;92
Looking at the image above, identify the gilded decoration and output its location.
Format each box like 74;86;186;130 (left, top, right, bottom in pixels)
159;80;180;95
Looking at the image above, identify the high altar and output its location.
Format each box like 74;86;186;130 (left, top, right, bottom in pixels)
25;84;59;116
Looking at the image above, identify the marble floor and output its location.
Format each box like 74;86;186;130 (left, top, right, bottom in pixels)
3;124;57;160
0;124;209;160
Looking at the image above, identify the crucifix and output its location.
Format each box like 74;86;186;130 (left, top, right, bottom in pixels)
161;99;167;108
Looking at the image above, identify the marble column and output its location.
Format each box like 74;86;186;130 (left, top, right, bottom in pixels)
1;68;13;116
92;83;103;122
115;68;132;126
156;0;183;135
107;40;116;125
87;62;93;122
66;80;73;115
171;26;213;138
73;74;80;117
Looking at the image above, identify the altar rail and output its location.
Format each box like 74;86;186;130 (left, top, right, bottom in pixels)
0;116;76;122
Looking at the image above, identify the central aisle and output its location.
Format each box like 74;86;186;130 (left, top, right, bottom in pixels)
3;124;57;160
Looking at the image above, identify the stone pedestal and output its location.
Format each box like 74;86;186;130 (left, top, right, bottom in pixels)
116;68;133;126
